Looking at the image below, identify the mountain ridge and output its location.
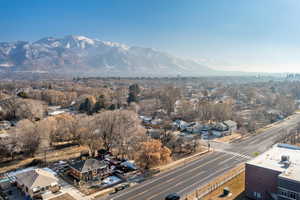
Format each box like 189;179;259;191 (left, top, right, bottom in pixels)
0;35;216;76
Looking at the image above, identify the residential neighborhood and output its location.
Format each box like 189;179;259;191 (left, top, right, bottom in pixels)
1;77;300;200
2;1;300;199
0;150;141;200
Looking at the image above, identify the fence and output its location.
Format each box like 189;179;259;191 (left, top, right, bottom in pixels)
183;164;245;200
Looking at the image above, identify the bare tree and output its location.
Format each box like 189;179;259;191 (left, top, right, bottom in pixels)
212;102;232;121
159;85;181;115
114;110;146;159
93;111;118;151
49;114;76;144
15;99;46;121
18;120;41;157
274;95;296;116
79;117;103;156
0;132;18;160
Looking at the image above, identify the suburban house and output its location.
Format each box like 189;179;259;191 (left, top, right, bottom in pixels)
119;161;138;172
0;133;10;143
139;116;152;125
245;144;300;200
173;120;189;131
266;109;284;122
69;158;110;182
211;130;223;137
186;122;203;134
151;118;163;126
147;128;162;139
214;122;228;132
223;120;238;133
15;168;59;199
213;120;237;134
0;120;10;130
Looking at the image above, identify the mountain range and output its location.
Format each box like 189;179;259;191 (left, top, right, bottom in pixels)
0;35;218;77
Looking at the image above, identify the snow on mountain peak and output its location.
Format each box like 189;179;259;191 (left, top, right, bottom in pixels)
73;35;95;45
0;35;214;76
102;41;129;50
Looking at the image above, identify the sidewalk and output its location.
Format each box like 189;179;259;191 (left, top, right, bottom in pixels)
153;148;210;174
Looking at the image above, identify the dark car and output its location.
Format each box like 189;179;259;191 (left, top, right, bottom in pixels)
114;183;130;193
165;193;180;200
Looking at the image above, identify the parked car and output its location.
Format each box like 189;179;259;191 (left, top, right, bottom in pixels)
165;193;180;200
114;183;130;192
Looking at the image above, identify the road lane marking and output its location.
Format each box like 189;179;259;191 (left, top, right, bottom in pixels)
217;155;239;166
146;170;210;200
107;115;300;200
214;149;251;159
124;154;230;200
147;164;236;200
132;171;207;200
177;161;240;195
109;152;221;199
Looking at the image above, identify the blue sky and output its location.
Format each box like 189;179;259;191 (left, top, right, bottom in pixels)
1;0;300;72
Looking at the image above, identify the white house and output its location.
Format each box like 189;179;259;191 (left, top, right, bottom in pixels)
15;168;59;199
223;120;238;133
186;122;203;134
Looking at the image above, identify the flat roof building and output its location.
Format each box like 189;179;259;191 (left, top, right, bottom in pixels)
245;144;300;200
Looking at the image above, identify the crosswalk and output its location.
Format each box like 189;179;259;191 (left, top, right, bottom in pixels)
214;149;251;160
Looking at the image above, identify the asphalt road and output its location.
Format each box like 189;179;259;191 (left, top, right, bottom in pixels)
104;113;300;200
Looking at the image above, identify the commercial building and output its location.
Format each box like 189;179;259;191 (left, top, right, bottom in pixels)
245;144;300;200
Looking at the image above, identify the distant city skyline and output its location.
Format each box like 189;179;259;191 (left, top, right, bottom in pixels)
1;0;300;73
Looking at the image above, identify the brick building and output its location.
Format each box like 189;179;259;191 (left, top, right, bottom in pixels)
68;158;110;182
245;144;300;200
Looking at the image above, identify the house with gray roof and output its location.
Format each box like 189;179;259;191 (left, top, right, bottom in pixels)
15;168;59;199
69;158;110;182
223;120;237;133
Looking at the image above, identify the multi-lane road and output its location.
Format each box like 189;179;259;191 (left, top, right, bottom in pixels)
103;113;300;200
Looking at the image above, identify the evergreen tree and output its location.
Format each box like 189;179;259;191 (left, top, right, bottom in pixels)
127;83;140;104
79;98;94;114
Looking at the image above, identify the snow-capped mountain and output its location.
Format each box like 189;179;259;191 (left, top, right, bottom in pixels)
0;35;215;76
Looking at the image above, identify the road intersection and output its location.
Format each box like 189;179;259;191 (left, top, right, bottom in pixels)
103;113;300;200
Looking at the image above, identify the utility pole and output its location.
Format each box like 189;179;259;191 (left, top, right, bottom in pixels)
43;147;50;167
44;148;47;166
207;139;210;151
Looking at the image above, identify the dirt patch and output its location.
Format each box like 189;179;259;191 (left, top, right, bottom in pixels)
184;164;245;200
202;171;245;200
91;188;115;199
49;193;76;200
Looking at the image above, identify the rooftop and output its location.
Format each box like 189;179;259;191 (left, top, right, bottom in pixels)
48;193;76;200
223;120;237;127
69;158;107;173
15;168;58;190
247;144;300;182
279;166;300;183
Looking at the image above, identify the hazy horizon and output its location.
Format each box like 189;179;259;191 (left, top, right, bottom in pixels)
1;0;300;73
